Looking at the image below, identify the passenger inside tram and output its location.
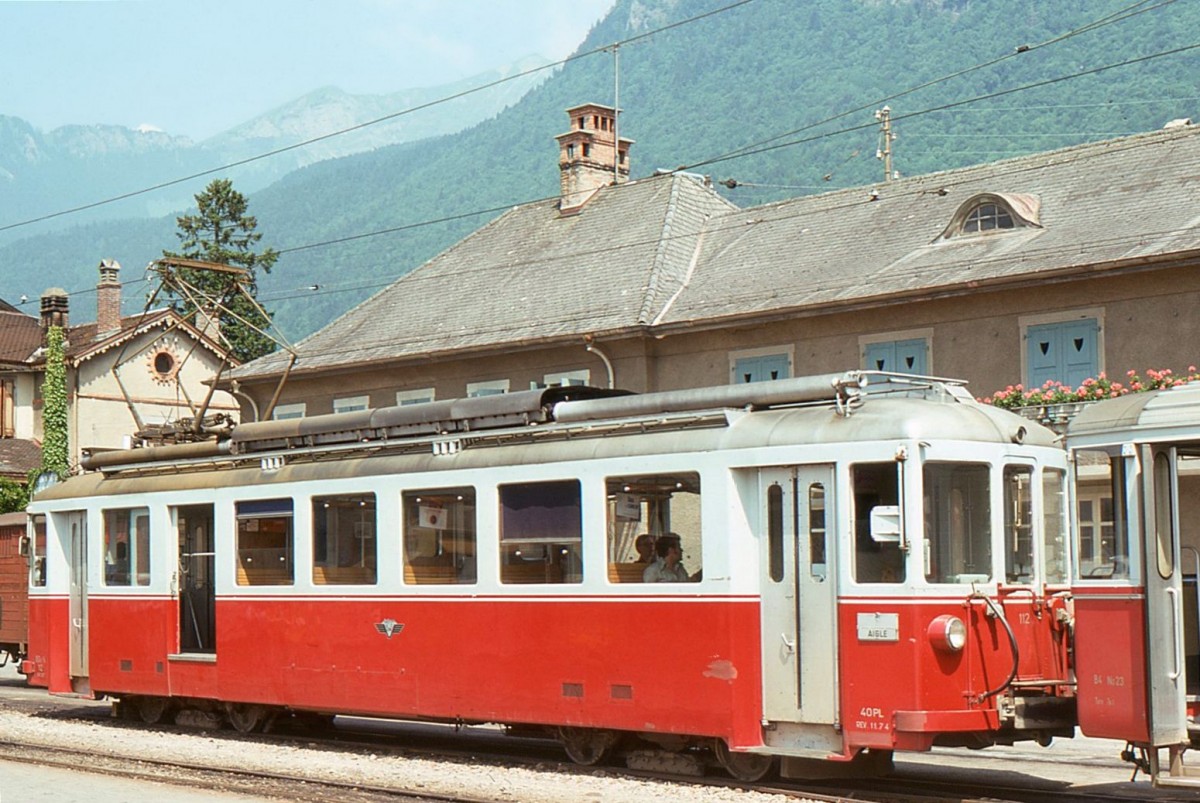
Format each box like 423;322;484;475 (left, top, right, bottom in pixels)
641;533;699;582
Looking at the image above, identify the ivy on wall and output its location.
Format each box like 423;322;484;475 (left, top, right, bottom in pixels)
40;325;69;478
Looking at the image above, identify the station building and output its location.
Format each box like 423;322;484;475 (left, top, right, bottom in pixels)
225;105;1200;426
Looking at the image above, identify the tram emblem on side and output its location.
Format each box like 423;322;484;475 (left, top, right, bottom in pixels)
374;619;405;639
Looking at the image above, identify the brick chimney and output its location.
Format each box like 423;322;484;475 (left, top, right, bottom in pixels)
555;103;634;214
96;259;121;334
39;289;69;332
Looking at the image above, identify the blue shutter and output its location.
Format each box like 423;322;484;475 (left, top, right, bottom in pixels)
1027;319;1098;388
733;354;791;384
865;339;928;375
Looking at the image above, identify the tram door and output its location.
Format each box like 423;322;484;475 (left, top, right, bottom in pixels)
67;512;88;678
759;466;837;725
175;505;216;653
1138;445;1189;746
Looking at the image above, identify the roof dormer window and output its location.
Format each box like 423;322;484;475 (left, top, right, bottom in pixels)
963;202;1013;233
937;192;1042;241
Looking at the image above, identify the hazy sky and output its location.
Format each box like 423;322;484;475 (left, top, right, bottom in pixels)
1;0;616;140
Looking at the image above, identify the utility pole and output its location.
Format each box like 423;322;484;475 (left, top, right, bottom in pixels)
875;106;896;182
612;44;621;185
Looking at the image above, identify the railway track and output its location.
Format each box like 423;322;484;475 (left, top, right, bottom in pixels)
3;695;1191;803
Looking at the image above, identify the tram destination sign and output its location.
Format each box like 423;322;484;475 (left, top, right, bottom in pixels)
856;612;899;642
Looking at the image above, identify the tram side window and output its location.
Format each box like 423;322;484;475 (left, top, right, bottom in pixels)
402;487;476;585
29;514;46;587
1042;469;1068;584
1075;449;1130;580
103;507;150;586
605;472;702;583
236;499;293;586
312;493;377;585
1004;466;1034;583
925;463;991;584
853;463;904;583
500;480;582;584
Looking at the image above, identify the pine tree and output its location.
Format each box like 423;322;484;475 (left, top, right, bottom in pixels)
163;179;279;363
40;325;69;478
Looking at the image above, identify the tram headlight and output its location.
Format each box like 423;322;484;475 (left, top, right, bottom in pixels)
927;614;967;653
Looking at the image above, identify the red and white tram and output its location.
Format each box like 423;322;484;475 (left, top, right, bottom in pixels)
1066;383;1200;787
22;372;1077;779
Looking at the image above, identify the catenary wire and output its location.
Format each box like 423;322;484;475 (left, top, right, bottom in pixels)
0;0;759;236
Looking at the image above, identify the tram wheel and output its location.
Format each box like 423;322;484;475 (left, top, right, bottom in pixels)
136;696;169;725
558;726;618;766
713;739;775;782
227;703;266;734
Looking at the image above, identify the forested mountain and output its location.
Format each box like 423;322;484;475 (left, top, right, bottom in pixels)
1;0;1196;340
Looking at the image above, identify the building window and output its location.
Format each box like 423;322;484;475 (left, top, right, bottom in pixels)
499;480;582;584
236;499;293;586
467;379;510;398
403;487;476;585
862;336;929;375
730;348;792;384
0;378;13;438
272;402;306;420
538;370;590;389
333;396;369;414
396;388;435;406
103;507;150;586
1024;315;1100;388
938;193;1041;241
582;143;592;158
566;144;576;159
963;202;1014;233
312;493;376;585
605;472;702;583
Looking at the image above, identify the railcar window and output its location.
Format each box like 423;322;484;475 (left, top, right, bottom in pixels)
102;507;150;586
1155;452;1176;580
312;494;377;585
924;463;991;584
500;480;581;584
853;463;904;583
605;472;702;583
402;487;476;584
236;499;293;586
809;483;827;579
1074;450;1130;580
29;514;46;587
1004;466;1034;583
767;483;784;583
1042;469;1068;584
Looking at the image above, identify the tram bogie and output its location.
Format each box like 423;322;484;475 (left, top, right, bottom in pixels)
22;372;1080;775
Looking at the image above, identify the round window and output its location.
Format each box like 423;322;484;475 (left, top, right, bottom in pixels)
153;351;176;377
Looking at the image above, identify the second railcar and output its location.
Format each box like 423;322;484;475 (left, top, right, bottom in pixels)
24;372;1076;779
0;511;29;668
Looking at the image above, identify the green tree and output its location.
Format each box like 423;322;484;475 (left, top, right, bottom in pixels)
0;477;29;513
40;325;69;479
163;178;279;363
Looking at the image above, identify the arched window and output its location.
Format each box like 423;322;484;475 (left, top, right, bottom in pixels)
937;193;1041;241
963;202;1014;233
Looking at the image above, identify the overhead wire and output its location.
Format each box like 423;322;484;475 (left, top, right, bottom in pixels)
15;0;1196;326
0;0;760;236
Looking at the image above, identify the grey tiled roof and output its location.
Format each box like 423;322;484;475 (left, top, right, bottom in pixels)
234;124;1200;379
667;125;1200;326
238;175;736;377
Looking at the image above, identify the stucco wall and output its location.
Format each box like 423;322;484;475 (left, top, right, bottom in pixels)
235;262;1200;416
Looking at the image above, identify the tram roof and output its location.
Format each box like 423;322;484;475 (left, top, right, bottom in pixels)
40;374;1057;502
1066;383;1200;448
